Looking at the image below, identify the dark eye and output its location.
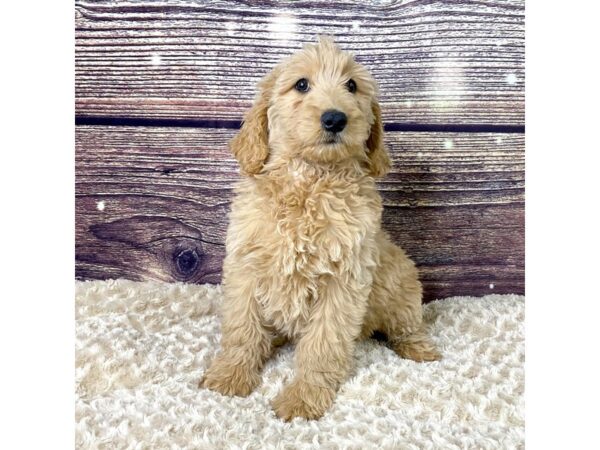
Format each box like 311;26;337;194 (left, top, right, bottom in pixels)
295;78;310;93
346;79;357;93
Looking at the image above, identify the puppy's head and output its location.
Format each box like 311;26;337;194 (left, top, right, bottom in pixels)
230;36;390;177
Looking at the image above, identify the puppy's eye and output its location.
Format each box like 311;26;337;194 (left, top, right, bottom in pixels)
346;79;357;93
295;78;310;93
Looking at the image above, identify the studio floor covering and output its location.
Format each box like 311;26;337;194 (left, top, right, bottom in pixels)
75;280;524;449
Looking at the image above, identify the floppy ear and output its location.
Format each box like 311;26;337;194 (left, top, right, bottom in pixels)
229;69;278;175
365;101;391;178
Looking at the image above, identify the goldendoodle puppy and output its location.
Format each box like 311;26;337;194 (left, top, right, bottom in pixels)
201;36;440;421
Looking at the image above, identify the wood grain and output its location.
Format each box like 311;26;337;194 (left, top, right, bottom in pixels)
75;125;524;301
75;0;524;125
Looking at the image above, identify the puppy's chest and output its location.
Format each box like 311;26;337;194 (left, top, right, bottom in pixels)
271;179;375;276
255;181;377;336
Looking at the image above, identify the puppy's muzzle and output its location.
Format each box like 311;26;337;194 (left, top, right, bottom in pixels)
321;110;347;134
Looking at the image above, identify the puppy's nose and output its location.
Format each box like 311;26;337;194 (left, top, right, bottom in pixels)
321;110;347;133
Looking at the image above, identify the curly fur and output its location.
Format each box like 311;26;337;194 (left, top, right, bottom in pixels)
201;36;440;421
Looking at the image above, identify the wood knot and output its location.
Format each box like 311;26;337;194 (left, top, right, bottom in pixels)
174;248;200;276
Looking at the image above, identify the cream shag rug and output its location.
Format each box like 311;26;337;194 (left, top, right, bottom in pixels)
75;280;524;449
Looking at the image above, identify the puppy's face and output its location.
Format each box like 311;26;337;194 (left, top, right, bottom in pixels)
230;37;390;177
267;39;377;164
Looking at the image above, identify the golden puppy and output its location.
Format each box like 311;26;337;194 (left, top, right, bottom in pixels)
201;36;440;421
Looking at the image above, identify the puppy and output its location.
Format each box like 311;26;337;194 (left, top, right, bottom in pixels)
201;36;440;421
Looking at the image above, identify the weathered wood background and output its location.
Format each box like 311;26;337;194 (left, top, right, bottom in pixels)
75;0;525;301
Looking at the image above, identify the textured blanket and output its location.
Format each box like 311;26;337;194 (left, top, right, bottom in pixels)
75;280;524;449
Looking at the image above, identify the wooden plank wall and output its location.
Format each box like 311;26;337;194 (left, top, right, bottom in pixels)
75;0;525;301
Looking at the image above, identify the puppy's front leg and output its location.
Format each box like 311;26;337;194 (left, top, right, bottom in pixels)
272;278;368;421
200;284;271;397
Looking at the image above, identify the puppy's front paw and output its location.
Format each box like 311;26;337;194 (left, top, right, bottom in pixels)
200;357;259;397
272;380;335;421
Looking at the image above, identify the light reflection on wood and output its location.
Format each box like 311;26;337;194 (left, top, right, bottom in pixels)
75;0;524;125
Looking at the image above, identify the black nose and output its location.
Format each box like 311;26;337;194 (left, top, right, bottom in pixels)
321;110;347;133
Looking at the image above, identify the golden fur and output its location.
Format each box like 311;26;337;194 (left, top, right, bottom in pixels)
200;37;440;421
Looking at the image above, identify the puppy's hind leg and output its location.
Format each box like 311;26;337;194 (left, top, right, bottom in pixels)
389;326;441;362
367;232;441;362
